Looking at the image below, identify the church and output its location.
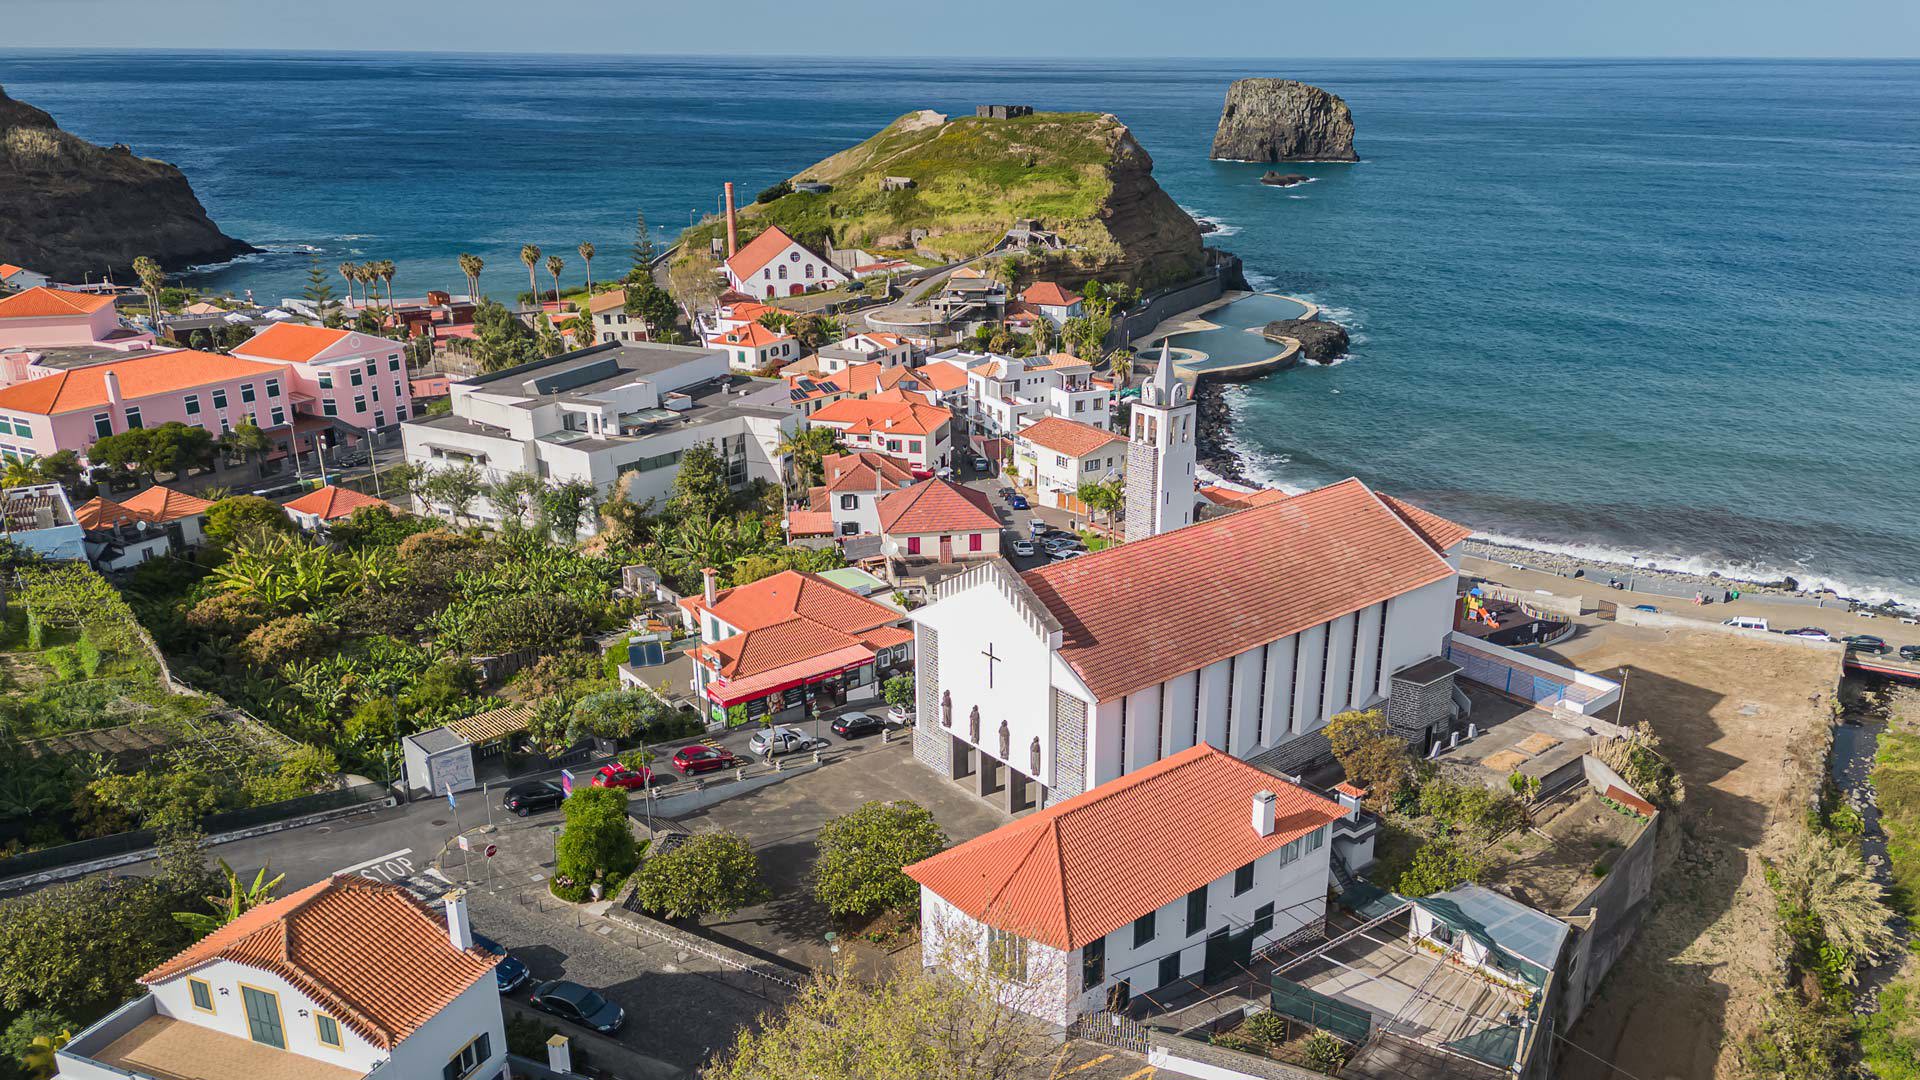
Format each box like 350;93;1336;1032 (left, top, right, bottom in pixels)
909;346;1474;812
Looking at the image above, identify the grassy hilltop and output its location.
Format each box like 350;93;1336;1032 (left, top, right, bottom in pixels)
673;109;1204;292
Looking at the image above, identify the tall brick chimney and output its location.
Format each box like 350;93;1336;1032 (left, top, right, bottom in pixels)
723;182;738;260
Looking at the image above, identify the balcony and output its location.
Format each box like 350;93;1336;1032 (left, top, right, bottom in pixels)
58;997;365;1080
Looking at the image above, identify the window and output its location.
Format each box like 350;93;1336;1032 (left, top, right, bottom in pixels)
265;378;280;397
1278;837;1301;865
1055;454;1067;467
323;400;338;417
219;416;230;434
242;382;257;402
93;413;112;439
184;394;201;415
805;263;814;278
353;396;366;413
374;411;386;427
907;536;921;555
240;985;285;1049
1252;902;1275;938
1234;862;1255;896
396;404;408;420
371;384;380;402
986;926;1029;983
790;251;800;262
778;265;787;280
9;417;28;437
212;388;228;409
124;406;143;430
1305;826;1325;852
1186;884;1206;935
1082;936;1105;991
350;369;363;386
1133;911;1155;948
270;406;286;426
318;371;333;390
315;1013;343;1049
840;493;858;510
840;521;858;536
443;1033;492;1080
968;532;982;552
395;380;404;398
389;356;401;371
188;977;215;1014
1157;952;1182;989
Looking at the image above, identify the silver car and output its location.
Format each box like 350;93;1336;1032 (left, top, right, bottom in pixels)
748;725;818;757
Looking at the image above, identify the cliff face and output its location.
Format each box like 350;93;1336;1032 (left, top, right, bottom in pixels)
0;86;253;282
1210;79;1358;163
1093;124;1205;288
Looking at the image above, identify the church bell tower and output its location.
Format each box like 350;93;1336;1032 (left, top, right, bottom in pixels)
1124;341;1197;541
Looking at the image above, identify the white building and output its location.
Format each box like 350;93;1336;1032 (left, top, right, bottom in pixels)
908;477;1472;812
1016;282;1085;327
55;876;508;1080
907;744;1344;1026
813;332;913;375
708;322;800;373
401;340;796;526
588;289;652;343
1123;342;1195;541
0;263;52;292
724;226;849;299
962;353;1108;439
877;478;1003;564
810;450;916;537
1012;416;1126;514
805;390;954;476
0;482;85;561
72;485;211;572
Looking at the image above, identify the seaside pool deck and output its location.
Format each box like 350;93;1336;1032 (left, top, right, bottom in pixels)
1143;291;1321;381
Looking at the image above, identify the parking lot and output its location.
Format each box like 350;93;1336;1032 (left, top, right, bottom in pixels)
952;455;1102;571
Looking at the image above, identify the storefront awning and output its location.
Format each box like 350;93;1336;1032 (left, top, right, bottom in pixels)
707;644;876;706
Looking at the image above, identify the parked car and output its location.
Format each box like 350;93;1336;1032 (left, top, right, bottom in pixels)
1049;548;1086;562
1722;616;1769;632
1843;634;1888;654
830;711;886;739
998;487;1016;499
1784;627;1831;641
472;933;529;993
1043;537;1083;554
590;763;652;790
970;455;991;473
1630;604;1659;613
1899;644;1920;661
501;780;566;817
749;725;822;757
1011;539;1037;557
886;704;912;726
1028;518;1048;536
528;980;626;1034
1008;494;1029;510
671;744;738;775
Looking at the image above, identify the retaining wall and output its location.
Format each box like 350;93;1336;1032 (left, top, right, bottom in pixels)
1613;607;1849;655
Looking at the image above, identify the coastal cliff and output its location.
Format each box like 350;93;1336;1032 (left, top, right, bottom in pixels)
0;86;253;282
676;109;1203;290
1210;79;1358;163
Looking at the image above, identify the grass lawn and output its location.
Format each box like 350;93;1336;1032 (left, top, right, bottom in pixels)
1863;695;1920;1077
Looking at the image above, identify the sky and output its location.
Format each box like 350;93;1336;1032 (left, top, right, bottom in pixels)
2;0;1917;57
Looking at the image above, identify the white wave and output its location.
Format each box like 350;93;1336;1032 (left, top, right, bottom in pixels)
1302;356;1349;367
1287;195;1308;200
1179;205;1240;237
1243;270;1277;292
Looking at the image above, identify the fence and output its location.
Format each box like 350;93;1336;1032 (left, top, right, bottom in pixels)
1443;634;1621;716
1070;1011;1149;1053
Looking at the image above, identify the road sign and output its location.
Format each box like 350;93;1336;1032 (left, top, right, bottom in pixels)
485;844;498;859
560;769;575;795
456;834;470;852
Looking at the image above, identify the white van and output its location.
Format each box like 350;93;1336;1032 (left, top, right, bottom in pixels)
1723;616;1770;632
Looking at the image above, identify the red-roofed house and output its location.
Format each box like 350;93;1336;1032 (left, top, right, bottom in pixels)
877;477;1001;565
53;876;508;1080
723;225;848;299
1017;281;1084;326
0;349;294;461
230;323;415;433
907;743;1341;1025
907;477;1468;812
678;568;913;724
73;484;213;569
0;264;51;291
283;484;396;532
1013;416;1126;512
806;392;954;475
0;286;154;352
707;321;800;373
812;450;916;536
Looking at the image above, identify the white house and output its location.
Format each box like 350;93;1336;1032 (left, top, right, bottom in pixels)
1017;282;1085;327
908;477;1472;813
73;484;212;572
282;484;395;534
708;321;800;373
588;289;651;343
813;332;913;375
1124;342;1195;540
55;876;507;1080
724;226;848;299
877;477;1003;564
806;390;954;476
0;263;52;292
964;353;1108;439
1012;416;1126;514
811;450;916;537
907;744;1344;1026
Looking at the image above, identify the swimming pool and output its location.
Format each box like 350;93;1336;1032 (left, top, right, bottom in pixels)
1161;293;1312;374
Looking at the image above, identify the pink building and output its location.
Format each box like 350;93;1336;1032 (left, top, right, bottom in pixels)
0;349;294;462
0;287;155;354
229;324;415;432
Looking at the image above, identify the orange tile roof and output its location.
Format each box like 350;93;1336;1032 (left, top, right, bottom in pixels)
117;485;212;523
0;286;117;319
0;350;288;415
711;322;792;349
726;225;821;282
73;496;141;530
878;478;999;535
913;361;970;392
906;745;1344;950
587;289;628;314
821;451;916;493
1378;492;1474;551
1021;478;1457;702
1016;416;1125;458
0;264;26;278
839;362;919;397
284;484;392;521
231;323;360;363
141;876;497;1050
1020;282;1082;308
808;394;951;438
787;509;834;536
691;570;906;680
1199;484;1290;509
724;300;777;324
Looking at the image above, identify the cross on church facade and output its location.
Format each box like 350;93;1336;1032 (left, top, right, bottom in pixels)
981;642;1001;688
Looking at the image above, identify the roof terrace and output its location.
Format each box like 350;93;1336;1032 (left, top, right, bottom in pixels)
58;998;364;1080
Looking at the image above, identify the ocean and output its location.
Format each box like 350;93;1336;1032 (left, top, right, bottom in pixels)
3;52;1918;603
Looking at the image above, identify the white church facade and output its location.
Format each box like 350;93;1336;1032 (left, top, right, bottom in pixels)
1124;342;1197;541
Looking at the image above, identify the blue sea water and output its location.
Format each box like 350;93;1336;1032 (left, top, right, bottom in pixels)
3;52;1918;602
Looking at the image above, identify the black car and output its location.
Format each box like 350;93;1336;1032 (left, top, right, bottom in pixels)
528;980;626;1033
1901;644;1920;662
472;933;530;993
502;780;566;816
830;711;886;739
1842;634;1887;655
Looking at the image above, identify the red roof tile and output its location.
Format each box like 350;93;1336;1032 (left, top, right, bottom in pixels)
1016;416;1124;459
141;876;496;1050
913;361;970;392
284;485;393;522
0;286;116;319
906;745;1344;950
0;350;288;415
117;485;212;523
808;395;951;438
1020;282;1082;308
1021;478;1457;702
692;570;906;680
712;322;793;350
878;478;999;535
231;323;362;363
787;509;834;536
726;225;826;282
73;496;141;530
1378;492;1473;552
821;451;915;493
1199;484;1290;509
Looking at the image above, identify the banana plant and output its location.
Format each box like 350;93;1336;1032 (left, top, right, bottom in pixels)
173;858;286;936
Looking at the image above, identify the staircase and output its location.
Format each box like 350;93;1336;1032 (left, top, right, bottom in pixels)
1329;846;1360;893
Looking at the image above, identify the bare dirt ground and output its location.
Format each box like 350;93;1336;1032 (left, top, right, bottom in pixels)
1534;616;1842;1080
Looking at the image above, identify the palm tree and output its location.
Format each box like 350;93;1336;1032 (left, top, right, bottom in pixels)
778;426;842;488
578;242;596;297
377;259;398;313
520;244;542;309
131;255;163;327
457;253;483;300
545;255;565;303
1;457;41;490
338;261;359;307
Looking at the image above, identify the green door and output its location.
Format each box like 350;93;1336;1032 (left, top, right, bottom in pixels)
241;986;285;1049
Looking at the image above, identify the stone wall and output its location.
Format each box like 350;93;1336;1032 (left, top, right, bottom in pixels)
1124;439;1160;542
1110;268;1231;349
1049;689;1089;804
1387;668;1456;747
912;622;951;776
1248;728;1332;776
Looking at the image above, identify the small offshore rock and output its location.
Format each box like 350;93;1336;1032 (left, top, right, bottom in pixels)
1261;319;1350;360
1260;172;1309;187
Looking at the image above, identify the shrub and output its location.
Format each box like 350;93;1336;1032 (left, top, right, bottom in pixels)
1394;839;1486;898
634;831;767;920
554;786;640;896
813;801;948;918
1324;709;1413;801
568;690;662;742
238;615;335;666
882;674;914;709
1239;1011;1287;1046
1302;1032;1349;1074
520;649;603;699
204;495;296;547
469;594;594;655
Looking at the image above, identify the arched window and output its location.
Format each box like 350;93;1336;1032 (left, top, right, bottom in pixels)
998;720;1011;761
941;691;952;729
1030;737;1042;777
778;265;788;280
969;706;981;744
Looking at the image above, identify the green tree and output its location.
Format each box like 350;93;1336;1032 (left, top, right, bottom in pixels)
3;1008;71;1080
633;831;767;920
622;280;680;341
667;444;732;521
304;254;341;326
812;801;946;918
135;422;215;479
219;422;273;475
172;859;286;936
883;673;914;709
778;426;841;488
539;478;600;543
204;494;295;547
1076;478;1123;532
421;464;485;525
555;786;639;897
486;471;544;532
470;298;538;371
457;253;484;300
84;428;154;479
131;255;164;326
35;450;82;489
630;209;654;272
577;241;596;296
1394;838;1486;897
545;254;566;303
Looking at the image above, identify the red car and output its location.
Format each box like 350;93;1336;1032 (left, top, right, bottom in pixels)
671;744;738;775
590;764;652;790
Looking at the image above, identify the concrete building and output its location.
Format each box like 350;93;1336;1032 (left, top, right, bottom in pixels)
877;478;1003;566
282;484;394;534
55;876;507;1080
707;322;800;374
1017;282;1085;327
0;263;52;291
587;289;658;344
1013;416;1126;514
0;287;154;354
1124;343;1195;541
0;482;85;561
400;341;796;528
809;450;916;537
73;485;212;571
963;353;1108;439
813;332;913;375
724;226;848;299
230;324;415;434
805;391;954;476
0;349;293;461
907;744;1343;1027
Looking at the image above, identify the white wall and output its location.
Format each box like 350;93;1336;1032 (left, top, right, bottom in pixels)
913;578;1058;784
150;960;383;1073
1382;575;1458;694
372;977;507;1080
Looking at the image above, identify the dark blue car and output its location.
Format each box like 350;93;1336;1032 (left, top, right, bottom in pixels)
1008;494;1029;509
472;933;529;993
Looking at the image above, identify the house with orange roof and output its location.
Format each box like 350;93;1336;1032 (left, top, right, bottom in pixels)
53;876;510;1080
936;348;1108;439
811;450;916;537
1016;281;1085;326
72;483;214;569
805;391;954;475
0;263;52;291
906;743;1343;1026
587;288;669;345
706;320;800;373
230;323;415;433
813;331;912;375
677;568;912;724
0;286;154;353
723;225;848;299
0;349;294;462
877;477;1002;567
1013;415;1127;513
282;484;395;533
907;477;1471;813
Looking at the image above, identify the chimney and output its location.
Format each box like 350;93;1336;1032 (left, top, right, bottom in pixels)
1252;790;1276;837
702;566;719;606
723;183;738;259
443;889;474;951
1335;782;1366;822
546;1034;573;1075
102;369;124;419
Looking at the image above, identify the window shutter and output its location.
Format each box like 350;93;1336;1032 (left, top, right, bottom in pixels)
443;1060;460;1080
475;1033;491;1062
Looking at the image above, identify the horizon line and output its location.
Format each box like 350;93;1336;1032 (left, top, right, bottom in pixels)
2;46;1918;62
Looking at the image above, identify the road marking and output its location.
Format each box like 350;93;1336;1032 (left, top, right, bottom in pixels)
1119;1068;1156;1080
335;848;415;881
1059;1053;1113;1076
